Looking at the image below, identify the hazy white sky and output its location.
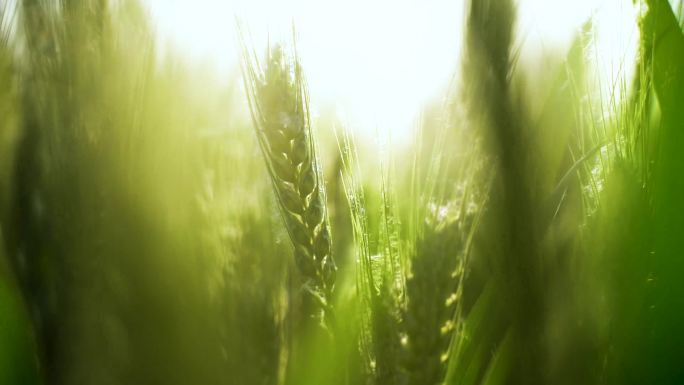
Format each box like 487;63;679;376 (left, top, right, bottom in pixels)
142;0;640;141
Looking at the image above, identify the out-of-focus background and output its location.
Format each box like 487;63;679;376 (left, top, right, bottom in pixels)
144;0;639;141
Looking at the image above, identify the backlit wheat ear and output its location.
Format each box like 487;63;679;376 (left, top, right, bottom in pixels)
241;42;336;326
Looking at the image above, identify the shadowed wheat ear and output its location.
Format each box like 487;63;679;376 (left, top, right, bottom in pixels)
240;41;336;327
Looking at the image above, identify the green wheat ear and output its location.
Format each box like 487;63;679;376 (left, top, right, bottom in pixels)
240;41;336;327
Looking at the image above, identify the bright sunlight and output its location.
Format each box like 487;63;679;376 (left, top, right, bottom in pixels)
144;0;639;141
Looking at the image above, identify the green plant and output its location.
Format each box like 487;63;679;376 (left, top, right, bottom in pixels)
241;43;336;331
1;0;684;384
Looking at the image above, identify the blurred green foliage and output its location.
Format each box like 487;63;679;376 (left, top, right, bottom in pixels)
1;0;684;385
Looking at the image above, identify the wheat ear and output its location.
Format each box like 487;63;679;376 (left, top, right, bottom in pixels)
241;43;336;326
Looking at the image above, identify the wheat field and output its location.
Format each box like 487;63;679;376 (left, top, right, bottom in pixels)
1;1;683;384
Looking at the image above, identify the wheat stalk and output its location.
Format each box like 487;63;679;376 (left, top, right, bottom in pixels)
240;42;336;328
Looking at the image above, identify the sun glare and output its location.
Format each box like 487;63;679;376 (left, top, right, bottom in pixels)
143;0;640;142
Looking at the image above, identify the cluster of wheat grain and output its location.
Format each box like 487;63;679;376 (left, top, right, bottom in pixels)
241;43;336;330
